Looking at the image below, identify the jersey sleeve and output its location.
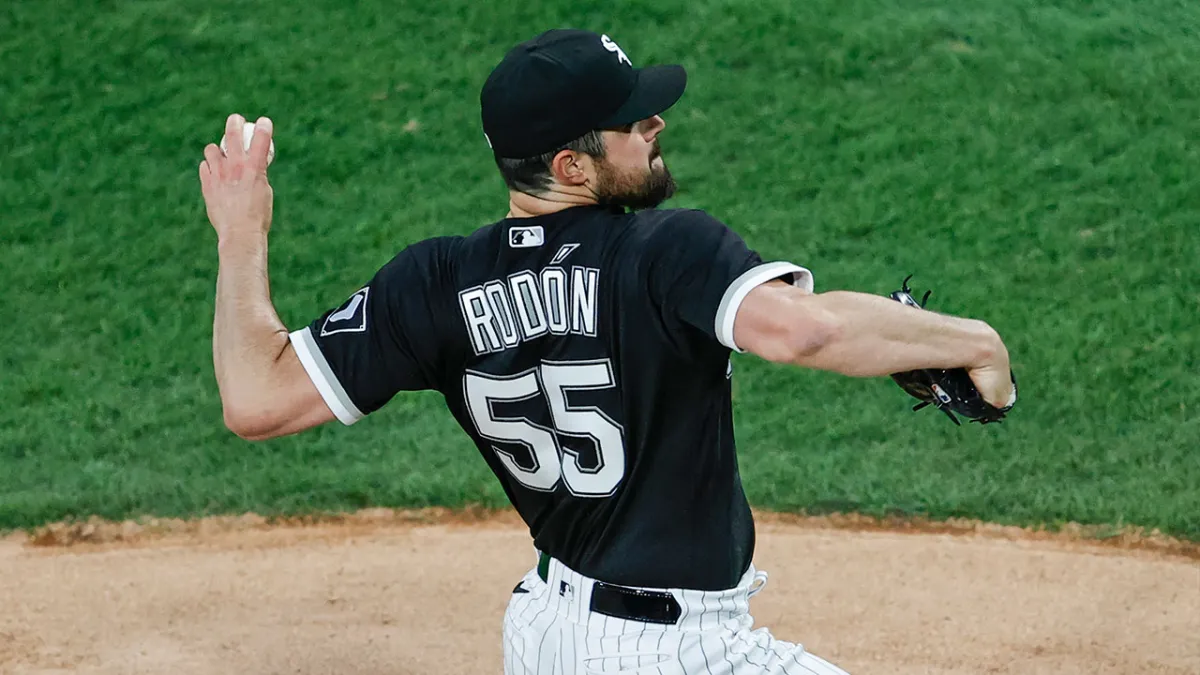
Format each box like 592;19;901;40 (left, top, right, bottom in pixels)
287;238;453;425
645;210;814;353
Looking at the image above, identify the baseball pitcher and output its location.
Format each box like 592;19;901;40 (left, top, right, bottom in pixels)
198;28;1015;675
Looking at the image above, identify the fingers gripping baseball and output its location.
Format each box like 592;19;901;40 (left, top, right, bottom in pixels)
199;114;275;241
225;113;249;159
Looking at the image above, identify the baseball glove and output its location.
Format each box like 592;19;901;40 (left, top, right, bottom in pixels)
887;276;1016;426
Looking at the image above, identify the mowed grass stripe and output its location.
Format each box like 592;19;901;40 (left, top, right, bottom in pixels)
2;0;1197;536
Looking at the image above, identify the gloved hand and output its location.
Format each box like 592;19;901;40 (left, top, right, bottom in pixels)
887;276;1017;426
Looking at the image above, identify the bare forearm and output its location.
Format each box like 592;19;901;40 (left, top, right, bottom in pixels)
796;291;1002;377
213;234;291;411
200;115;335;439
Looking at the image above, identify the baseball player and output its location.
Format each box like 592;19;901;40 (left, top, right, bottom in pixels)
199;28;1014;675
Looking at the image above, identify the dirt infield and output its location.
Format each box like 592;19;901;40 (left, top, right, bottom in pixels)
2;509;1197;675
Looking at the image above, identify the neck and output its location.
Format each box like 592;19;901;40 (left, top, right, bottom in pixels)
507;185;598;218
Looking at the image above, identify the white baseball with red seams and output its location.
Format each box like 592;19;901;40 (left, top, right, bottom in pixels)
219;120;275;166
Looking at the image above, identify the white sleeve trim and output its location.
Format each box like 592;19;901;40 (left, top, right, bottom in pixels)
714;262;814;353
289;326;365;425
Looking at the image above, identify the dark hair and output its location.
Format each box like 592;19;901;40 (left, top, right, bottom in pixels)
494;130;607;194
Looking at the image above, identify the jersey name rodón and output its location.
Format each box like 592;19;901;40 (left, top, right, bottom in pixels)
290;204;812;591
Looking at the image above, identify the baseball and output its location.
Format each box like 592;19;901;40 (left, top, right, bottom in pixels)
220;120;275;165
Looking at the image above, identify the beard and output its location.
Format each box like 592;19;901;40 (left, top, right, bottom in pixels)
592;143;677;211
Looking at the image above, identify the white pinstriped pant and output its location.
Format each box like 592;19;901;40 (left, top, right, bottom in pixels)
503;554;850;675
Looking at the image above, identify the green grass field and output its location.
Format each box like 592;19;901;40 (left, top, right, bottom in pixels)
3;0;1198;538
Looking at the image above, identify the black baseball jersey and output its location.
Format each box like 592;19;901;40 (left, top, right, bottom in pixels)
289;204;812;591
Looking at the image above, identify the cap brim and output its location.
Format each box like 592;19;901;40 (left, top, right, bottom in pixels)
598;64;687;128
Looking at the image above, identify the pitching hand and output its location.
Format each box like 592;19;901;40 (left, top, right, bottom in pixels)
200;114;275;243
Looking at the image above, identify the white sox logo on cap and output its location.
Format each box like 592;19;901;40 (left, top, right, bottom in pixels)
480;28;687;158
601;34;631;66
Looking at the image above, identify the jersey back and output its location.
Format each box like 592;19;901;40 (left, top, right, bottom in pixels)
290;204;812;590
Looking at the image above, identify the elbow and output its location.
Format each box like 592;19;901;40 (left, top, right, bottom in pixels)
741;297;842;365
731;285;841;364
222;404;276;442
784;305;841;364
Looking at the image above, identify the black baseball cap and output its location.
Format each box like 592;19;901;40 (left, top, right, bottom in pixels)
480;29;688;159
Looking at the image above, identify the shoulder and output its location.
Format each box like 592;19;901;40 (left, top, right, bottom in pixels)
625;208;749;262
633;208;733;239
372;235;464;289
384;235;462;267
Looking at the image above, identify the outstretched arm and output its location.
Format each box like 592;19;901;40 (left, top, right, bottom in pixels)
200;114;334;440
733;280;1013;407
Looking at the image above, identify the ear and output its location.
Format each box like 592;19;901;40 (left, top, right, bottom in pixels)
550;150;593;186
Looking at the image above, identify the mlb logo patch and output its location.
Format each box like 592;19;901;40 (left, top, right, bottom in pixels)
509;226;544;248
320;287;369;336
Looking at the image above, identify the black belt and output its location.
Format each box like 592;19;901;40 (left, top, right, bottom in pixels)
534;552;682;625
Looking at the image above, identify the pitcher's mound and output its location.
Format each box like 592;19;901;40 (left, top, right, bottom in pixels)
2;509;1197;674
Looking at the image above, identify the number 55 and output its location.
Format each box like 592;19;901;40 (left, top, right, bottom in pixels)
463;359;625;497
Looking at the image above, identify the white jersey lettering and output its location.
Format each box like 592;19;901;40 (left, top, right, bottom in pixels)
542;267;570;335
458;267;601;355
485;280;521;348
509;271;549;340
570;266;599;337
459;286;503;354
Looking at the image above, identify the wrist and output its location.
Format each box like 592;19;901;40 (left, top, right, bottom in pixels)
216;230;269;256
969;320;1005;369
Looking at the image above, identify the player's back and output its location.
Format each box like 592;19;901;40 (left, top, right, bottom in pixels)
292;203;810;591
430;204;808;591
